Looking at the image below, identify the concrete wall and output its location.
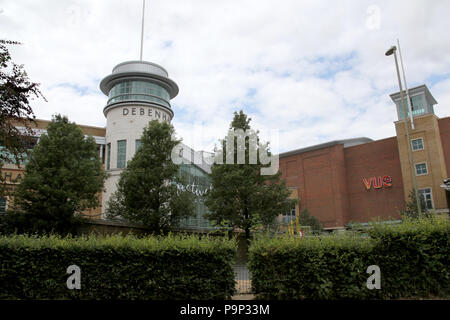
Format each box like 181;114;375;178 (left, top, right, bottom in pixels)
101;103;172;214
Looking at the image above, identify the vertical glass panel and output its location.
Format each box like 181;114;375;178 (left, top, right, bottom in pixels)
135;140;142;153
106;143;111;170
117;140;126;169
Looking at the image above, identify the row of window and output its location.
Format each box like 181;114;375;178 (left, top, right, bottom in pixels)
107;81;170;107
105;139;142;170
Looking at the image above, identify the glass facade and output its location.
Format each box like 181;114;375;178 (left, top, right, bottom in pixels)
177;163;218;230
397;94;426;120
0;137;38;165
117;140;126;169
107;81;170;108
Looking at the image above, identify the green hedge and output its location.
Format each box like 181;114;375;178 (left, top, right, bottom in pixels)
0;234;236;299
248;217;449;299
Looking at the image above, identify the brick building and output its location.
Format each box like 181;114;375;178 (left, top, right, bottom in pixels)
279;84;450;229
1;84;449;231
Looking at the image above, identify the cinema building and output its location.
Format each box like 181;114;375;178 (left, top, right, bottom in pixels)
1;58;449;231
279;84;450;229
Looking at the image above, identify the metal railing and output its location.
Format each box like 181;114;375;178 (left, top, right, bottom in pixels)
234;264;252;294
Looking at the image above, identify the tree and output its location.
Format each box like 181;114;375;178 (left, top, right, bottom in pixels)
298;208;322;234
205;110;297;240
2;114;107;235
106;120;195;234
403;189;430;219
0;40;45;195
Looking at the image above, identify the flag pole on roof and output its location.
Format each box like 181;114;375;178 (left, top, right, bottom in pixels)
140;0;146;61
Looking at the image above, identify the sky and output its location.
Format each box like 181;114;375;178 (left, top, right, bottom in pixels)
1;0;449;153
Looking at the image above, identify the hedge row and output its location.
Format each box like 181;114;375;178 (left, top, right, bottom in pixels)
0;234;236;299
248;217;449;299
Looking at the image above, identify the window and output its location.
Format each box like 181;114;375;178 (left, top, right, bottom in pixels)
135;140;142;153
107;81;170;107
411;138;424;151
117;140;127;169
282;205;296;224
415;163;428;176
0;197;7;214
106;143;111;170
418;188;434;210
397;94;426;119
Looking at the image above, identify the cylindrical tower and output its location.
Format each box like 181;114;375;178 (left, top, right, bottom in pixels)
100;60;179;215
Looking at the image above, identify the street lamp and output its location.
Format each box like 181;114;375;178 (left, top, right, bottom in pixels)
385;45;422;216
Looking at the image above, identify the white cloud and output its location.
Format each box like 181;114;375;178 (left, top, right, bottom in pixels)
1;0;449;152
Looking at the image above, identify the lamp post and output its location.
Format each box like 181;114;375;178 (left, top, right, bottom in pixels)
385;45;422;216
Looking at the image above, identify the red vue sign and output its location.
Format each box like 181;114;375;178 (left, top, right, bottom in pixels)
363;176;392;190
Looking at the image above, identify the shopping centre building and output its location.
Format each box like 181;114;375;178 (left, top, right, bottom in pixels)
1;59;449;230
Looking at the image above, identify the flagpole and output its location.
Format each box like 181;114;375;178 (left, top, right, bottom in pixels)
397;39;415;130
140;0;146;61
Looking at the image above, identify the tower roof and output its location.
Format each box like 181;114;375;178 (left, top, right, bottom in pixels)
100;60;179;98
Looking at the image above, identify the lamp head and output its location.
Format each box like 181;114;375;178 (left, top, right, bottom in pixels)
385;46;397;56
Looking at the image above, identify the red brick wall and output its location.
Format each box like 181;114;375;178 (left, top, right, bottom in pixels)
438;117;450;176
343;137;404;223
280;137;405;228
280;144;349;228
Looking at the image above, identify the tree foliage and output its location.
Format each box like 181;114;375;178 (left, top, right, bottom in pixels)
402;189;431;219
298;208;323;234
0;40;46;195
106;120;195;234
1;115;107;235
205;110;297;239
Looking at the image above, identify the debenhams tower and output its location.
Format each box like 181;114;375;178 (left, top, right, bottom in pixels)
99;61;179;216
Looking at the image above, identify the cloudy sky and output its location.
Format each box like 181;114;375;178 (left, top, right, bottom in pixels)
1;0;449;153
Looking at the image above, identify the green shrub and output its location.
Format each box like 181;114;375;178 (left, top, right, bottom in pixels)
0;233;236;300
248;217;449;299
368;217;449;299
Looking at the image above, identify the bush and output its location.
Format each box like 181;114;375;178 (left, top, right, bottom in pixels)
248;217;449;299
368;217;449;299
0;233;236;299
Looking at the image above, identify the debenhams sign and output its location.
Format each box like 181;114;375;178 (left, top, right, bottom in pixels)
122;107;170;121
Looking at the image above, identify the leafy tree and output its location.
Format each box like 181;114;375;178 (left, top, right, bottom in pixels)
298;208;323;234
106;120;195;234
1;114;107;235
205;110;297;240
0;40;45;195
403;189;431;219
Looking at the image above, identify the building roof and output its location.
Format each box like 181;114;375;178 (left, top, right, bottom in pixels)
278;137;373;158
389;84;437;105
